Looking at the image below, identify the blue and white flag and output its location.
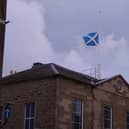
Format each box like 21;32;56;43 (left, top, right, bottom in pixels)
83;32;99;46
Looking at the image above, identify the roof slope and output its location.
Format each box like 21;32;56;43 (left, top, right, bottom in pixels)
96;74;129;87
0;63;98;85
1;63;128;87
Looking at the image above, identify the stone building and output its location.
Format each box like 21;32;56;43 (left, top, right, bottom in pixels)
0;63;129;129
1;1;129;129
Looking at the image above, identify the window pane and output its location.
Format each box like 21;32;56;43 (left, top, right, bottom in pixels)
104;106;111;111
127;112;129;129
25;104;30;118
25;103;35;118
104;120;111;129
104;106;112;129
24;103;35;129
0;107;2;125
127;116;129;123
25;119;29;129
74;113;81;123
104;110;111;119
72;99;83;129
30;119;34;129
73;103;82;113
30;103;35;117
73;123;80;129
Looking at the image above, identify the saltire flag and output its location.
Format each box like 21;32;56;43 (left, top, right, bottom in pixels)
83;32;99;46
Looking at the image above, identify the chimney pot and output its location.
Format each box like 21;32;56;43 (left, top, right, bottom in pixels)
32;62;44;69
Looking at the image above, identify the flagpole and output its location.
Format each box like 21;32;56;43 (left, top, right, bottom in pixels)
95;10;103;80
95;40;101;80
83;9;103;79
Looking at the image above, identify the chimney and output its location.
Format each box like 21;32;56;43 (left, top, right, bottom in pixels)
32;62;44;69
0;0;7;77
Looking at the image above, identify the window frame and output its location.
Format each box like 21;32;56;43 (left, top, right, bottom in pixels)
72;99;84;129
126;112;129;129
24;103;35;129
0;106;3;126
103;105;112;129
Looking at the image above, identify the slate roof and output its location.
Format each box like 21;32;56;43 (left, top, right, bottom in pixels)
96;74;129;87
0;63;98;85
1;63;127;87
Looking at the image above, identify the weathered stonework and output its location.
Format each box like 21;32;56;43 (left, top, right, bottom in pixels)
56;77;93;129
0;77;57;129
94;76;129;129
0;68;129;129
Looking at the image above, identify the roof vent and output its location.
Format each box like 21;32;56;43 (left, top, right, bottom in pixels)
32;62;44;69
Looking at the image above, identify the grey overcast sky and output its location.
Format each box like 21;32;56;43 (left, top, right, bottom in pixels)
3;0;129;81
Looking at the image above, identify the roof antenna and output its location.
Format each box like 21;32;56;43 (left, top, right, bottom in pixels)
82;64;102;79
82;67;97;78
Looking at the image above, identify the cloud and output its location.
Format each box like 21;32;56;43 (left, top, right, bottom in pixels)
3;0;129;82
99;35;129;79
3;0;55;74
38;0;129;52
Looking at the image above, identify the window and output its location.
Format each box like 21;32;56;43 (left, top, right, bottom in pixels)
103;105;112;129
72;99;83;129
127;112;129;129
24;103;35;129
0;107;2;125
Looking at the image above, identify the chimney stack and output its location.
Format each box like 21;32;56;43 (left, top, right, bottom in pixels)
0;0;7;77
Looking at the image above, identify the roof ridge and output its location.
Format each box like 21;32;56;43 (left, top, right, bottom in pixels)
96;74;129;86
52;63;98;81
50;64;59;74
1;62;98;85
